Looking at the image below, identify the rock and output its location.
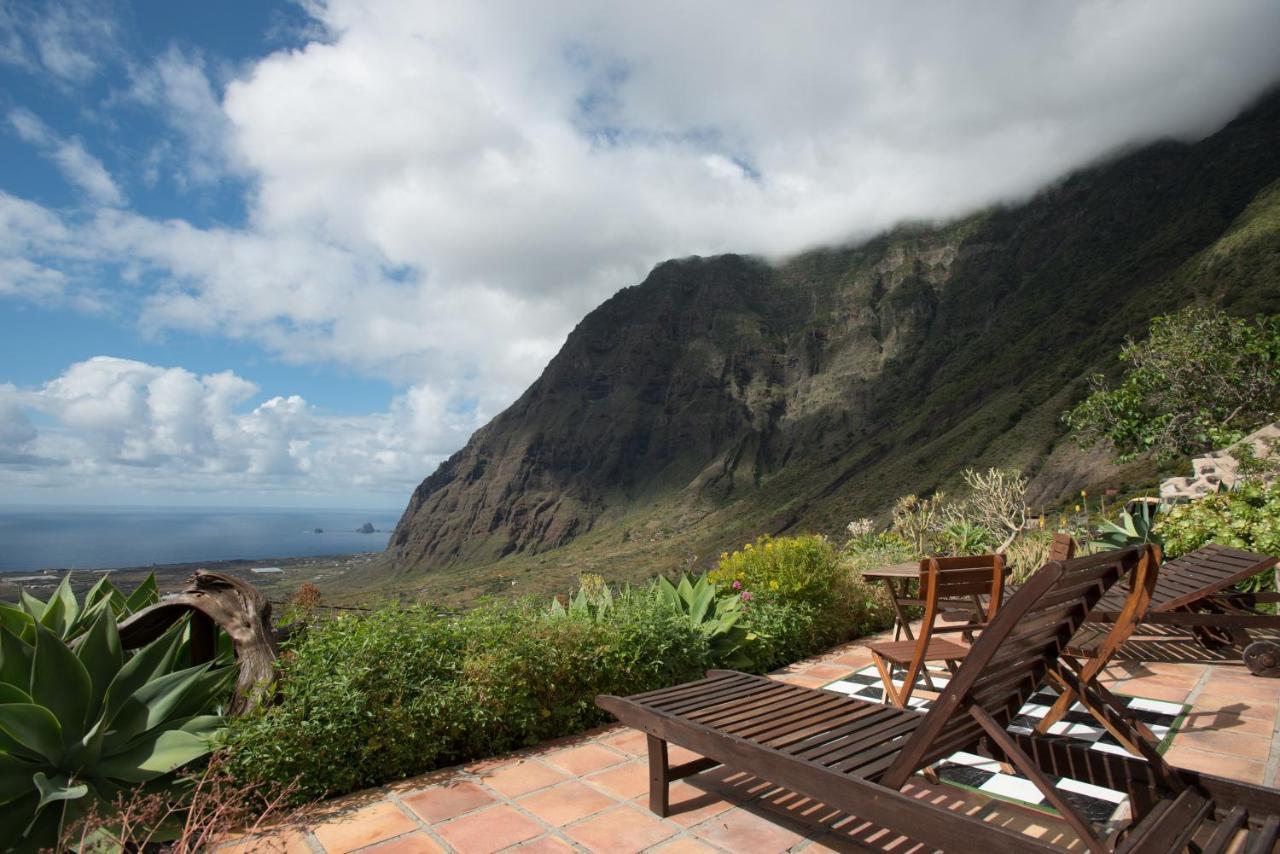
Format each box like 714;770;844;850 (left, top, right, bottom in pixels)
358;522;376;533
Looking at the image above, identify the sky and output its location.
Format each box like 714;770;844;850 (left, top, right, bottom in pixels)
1;1;1279;510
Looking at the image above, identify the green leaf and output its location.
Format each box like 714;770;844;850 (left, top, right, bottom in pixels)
0;703;63;764
124;574;160;614
0;602;33;640
0;753;40;805
689;583;714;624
32;772;87;812
30;621;93;745
96;729;212;783
39;575;79;638
75;607;124;725
105;662;212;747
0;625;34;690
0;682;32;704
102;619;184;725
19;590;45;623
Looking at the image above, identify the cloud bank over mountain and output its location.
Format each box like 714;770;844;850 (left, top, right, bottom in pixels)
2;0;1279;502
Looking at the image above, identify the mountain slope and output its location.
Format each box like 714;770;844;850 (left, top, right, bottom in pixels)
385;90;1280;602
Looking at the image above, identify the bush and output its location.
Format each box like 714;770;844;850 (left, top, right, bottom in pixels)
1156;481;1280;559
711;534;895;670
709;534;845;609
226;538;896;802
224;595;711;801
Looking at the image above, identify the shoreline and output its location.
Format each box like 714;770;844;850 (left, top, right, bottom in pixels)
0;551;384;604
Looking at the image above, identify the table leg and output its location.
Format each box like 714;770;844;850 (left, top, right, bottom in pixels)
884;578;914;642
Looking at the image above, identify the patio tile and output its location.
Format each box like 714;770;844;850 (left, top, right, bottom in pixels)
358;832;446;853
1173;727;1272;757
650;837;721;853
564;804;677;853
1164;745;1267;783
545;743;629;776
669;744;705;766
401;781;496;823
1181;707;1276;736
517;781;618;826
311;802;418;853
512;835;577;853
585;758;650;800
804;663;861;680
434;805;543;853
691;806;806;853
481;760;569;798
662;780;734;827
599;727;650;756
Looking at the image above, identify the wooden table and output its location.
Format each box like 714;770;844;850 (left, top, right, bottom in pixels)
864;560;1013;642
863;561;924;641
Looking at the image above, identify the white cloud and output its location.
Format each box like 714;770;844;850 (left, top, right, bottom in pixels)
2;356;481;501
2;1;1280;503
128;46;241;188
8;108;125;206
0;0;118;83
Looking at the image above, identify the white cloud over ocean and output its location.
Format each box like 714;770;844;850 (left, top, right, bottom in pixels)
2;0;1279;502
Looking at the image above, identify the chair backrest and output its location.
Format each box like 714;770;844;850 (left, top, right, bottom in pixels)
1049;532;1077;562
917;554;1005;631
879;545;1156;788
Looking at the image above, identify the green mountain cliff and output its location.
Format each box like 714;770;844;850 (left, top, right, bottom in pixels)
383;90;1280;604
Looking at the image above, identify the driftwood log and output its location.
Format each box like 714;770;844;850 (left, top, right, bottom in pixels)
116;570;279;715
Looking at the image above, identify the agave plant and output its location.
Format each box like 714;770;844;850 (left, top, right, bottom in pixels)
655;573;754;669
0;588;233;849
0;573;159;644
1093;500;1164;551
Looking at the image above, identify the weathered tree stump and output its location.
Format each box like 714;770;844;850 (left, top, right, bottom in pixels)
116;570;280;715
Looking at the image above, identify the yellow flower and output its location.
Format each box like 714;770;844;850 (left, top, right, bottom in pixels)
764;542;773;551
769;580;779;590
1081;489;1087;498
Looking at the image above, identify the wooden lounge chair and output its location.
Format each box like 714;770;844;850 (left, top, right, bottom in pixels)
867;554;1005;708
1037;544;1280;740
597;546;1280;852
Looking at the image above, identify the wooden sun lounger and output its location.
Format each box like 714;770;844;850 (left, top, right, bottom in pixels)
598;546;1280;852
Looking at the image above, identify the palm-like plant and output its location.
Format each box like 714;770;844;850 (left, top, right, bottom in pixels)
0;578;233;849
655;574;754;669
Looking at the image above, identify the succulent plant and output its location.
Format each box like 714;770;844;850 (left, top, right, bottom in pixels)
0;582;233;850
655;573;754;669
0;573;159;645
1094;501;1164;551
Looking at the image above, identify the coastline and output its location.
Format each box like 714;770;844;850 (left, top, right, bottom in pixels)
0;551;383;605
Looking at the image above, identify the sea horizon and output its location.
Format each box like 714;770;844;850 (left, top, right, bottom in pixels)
0;505;402;572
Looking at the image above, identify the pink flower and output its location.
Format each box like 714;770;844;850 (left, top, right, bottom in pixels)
740;591;753;602
731;580;742;590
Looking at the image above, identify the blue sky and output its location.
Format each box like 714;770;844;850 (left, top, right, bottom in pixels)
2;0;1278;509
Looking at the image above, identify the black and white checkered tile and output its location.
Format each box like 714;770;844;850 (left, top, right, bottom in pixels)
824;666;1187;823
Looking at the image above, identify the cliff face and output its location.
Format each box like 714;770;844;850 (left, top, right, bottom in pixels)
389;90;1280;581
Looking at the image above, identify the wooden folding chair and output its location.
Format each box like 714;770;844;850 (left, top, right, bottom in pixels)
1050;531;1077;562
867;554;1005;708
600;546;1280;851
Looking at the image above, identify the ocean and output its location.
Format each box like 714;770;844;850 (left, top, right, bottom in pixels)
0;506;402;572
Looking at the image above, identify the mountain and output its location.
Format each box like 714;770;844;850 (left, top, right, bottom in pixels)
385;90;1280;602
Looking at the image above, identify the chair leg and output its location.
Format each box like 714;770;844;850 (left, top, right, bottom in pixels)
872;651;907;708
647;734;670;817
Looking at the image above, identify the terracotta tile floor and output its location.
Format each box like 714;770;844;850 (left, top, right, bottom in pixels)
220;626;1280;853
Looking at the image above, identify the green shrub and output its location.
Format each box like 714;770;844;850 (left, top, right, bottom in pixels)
1157;482;1280;559
226;536;900;802
709;534;845;608
223;595;711;801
